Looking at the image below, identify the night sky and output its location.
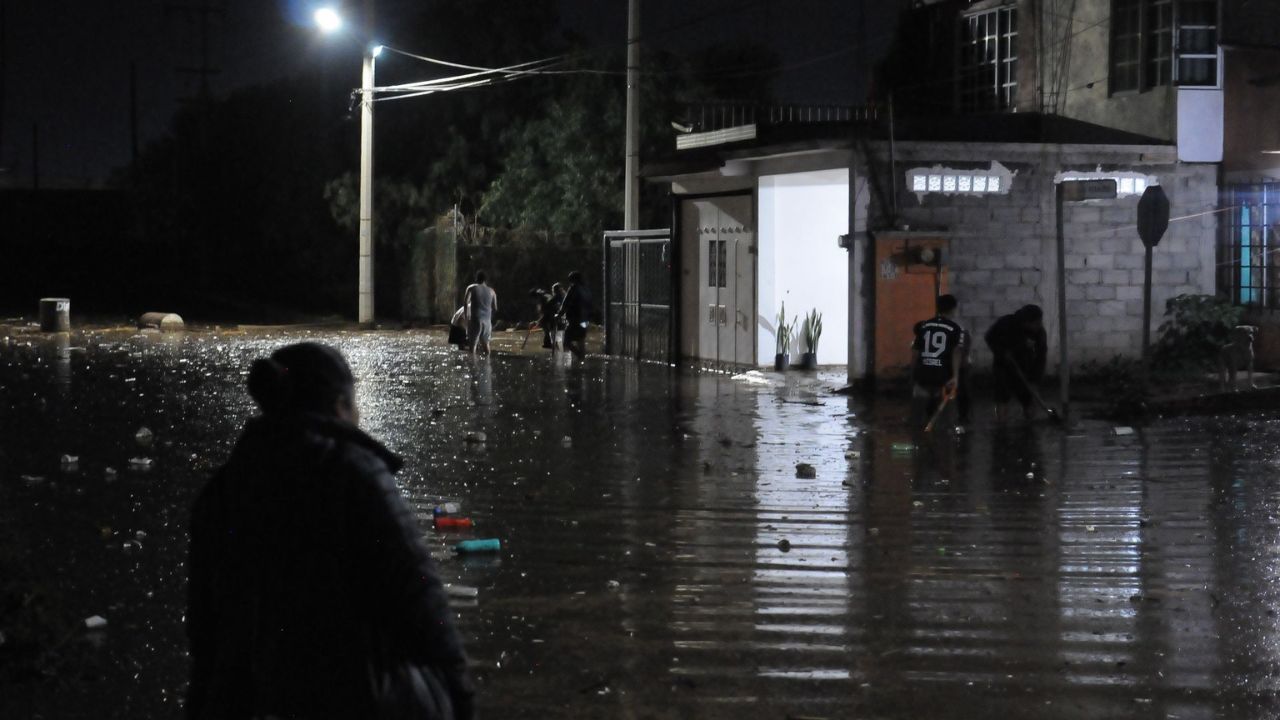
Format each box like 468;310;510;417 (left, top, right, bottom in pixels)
0;0;899;185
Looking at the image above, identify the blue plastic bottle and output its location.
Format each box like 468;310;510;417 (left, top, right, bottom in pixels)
454;538;501;553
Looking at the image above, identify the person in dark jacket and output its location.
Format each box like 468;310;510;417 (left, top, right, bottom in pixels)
186;342;474;720
985;304;1049;422
558;270;593;360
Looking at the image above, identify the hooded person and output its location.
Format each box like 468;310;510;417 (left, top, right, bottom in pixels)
186;342;474;720
985;304;1049;421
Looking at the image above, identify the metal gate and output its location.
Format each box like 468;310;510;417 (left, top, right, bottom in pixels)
603;229;673;363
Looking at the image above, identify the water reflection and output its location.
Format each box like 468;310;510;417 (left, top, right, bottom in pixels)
2;332;1280;719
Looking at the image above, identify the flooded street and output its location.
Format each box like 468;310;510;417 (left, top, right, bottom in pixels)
3;329;1280;718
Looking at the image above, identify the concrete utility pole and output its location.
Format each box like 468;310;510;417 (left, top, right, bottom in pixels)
358;49;376;325
624;0;641;230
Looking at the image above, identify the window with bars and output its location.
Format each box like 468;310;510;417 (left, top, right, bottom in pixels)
707;240;727;288
958;6;1018;113
1220;184;1280;308
1110;0;1218;93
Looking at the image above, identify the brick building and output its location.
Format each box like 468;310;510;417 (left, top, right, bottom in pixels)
642;0;1279;382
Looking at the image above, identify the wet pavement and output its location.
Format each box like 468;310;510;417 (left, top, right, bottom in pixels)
2;328;1280;718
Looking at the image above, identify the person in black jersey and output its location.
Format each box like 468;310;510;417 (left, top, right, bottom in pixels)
985;304;1048;422
911;294;966;430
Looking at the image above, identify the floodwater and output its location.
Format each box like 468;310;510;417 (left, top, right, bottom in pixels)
2;329;1280;719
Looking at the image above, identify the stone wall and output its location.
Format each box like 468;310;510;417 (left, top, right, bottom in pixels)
868;141;1218;370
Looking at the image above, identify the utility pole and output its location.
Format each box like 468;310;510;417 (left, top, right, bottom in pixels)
0;1;7;171
130;62;139;162
357;0;377;325
624;0;641;230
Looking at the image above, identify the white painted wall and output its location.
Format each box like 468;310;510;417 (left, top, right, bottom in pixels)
757;169;850;366
1177;88;1224;162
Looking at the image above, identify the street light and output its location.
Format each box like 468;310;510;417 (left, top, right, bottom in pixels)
316;9;378;325
313;7;343;34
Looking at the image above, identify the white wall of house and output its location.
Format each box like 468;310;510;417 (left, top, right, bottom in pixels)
757;169;850;366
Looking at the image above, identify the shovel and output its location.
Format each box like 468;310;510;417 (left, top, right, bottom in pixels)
1008;361;1063;423
521;321;538;350
923;384;957;433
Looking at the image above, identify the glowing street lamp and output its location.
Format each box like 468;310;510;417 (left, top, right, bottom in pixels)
313;7;343;34
316;9;378;325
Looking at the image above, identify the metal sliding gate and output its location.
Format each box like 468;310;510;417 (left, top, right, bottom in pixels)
603;229;673;363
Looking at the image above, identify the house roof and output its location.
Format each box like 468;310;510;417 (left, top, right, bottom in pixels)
644;112;1169;179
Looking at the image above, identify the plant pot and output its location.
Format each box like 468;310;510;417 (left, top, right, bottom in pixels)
799;352;817;370
774;353;790;371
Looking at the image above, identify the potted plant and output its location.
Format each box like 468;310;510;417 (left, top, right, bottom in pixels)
799;309;823;370
774;303;796;371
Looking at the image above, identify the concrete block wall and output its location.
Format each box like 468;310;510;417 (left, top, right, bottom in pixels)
881;145;1218;371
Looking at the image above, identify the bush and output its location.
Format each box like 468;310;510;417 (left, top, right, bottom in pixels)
1079;355;1150;419
1151;294;1242;375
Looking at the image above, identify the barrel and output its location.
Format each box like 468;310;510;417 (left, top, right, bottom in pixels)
137;312;185;332
38;298;70;332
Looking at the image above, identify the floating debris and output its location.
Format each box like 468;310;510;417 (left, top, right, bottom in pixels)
607;580;621;590
445;584;480;599
777;539;792;552
60;454;79;469
795;463;817;479
135;427;154;446
434;516;473;529
1114;427;1135;436
455;538;501;553
104;467;118;481
433;502;461;517
464;431;487;444
84;615;108;629
129;457;154;470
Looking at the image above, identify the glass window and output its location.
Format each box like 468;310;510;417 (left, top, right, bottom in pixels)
958;176;973;192
959;6;1018;113
912;175;927;192
943;175;958;192
1111;0;1218;92
1111;0;1143;93
974;176;988;192
989;176;1002;192
1220;184;1279;308
928;175;942;191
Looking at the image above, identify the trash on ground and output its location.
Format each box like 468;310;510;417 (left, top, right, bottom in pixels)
129;457;154;470
433;502;461;517
434;516;473;529
445;584;480;599
730;370;774;385
455;538;501;554
795;463;817;479
135;427;154;446
84;615;108;629
1114;426;1135;436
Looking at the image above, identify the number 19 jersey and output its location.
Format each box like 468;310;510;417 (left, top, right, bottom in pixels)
912;316;965;388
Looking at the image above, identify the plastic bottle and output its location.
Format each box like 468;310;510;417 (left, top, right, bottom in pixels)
454;538;500;553
434;516;473;529
433;502;461;517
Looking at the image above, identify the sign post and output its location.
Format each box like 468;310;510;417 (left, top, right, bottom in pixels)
1136;185;1171;363
1056;179;1118;420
